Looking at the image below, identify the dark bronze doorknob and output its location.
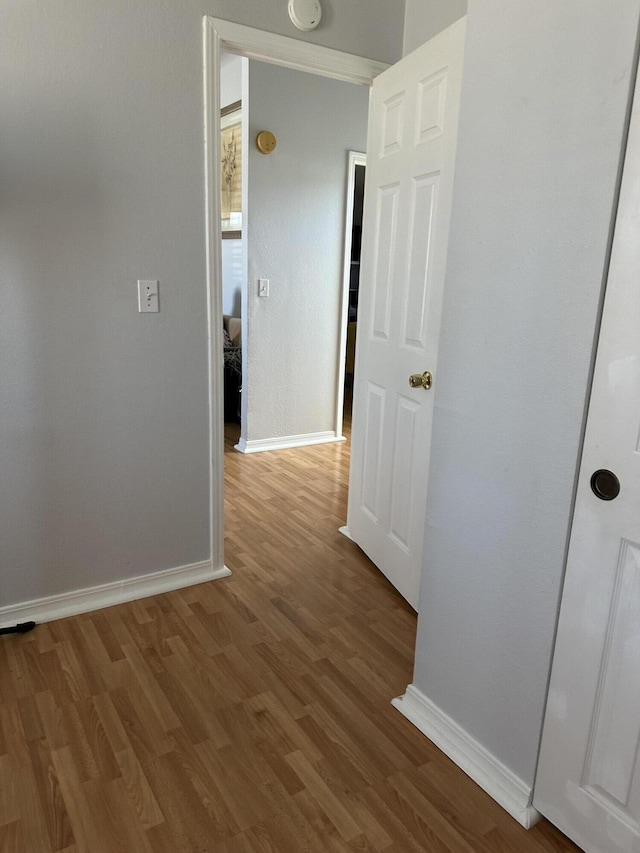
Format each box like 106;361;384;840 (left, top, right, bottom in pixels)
590;469;620;501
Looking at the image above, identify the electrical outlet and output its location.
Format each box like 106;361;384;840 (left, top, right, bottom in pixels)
138;280;159;312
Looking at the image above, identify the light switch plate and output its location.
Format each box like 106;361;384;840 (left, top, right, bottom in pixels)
138;280;159;312
258;278;269;297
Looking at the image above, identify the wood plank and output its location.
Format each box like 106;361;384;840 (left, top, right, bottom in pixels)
13;758;56;853
27;738;76;852
113;748;164;830
285;749;363;842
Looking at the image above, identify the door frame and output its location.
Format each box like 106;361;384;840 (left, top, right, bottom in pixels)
203;17;388;571
335;150;366;437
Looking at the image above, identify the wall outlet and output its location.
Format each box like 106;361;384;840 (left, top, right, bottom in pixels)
138;280;159;312
258;278;269;297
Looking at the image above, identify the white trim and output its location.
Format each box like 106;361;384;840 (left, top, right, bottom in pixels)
203;18;225;575
338;525;354;541
238;60;250;448
203;18;388;572
392;684;542;830
207;19;389;85
335;150;366;438
0;561;232;627
235;431;345;454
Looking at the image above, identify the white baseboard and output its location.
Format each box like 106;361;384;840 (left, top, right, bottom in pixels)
0;561;232;626
338;525;354;541
392;684;541;829
235;431;345;454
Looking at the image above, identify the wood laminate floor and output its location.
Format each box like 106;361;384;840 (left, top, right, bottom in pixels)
0;419;579;852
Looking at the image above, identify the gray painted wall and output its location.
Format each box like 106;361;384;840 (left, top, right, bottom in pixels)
412;0;640;786
402;0;467;55
0;0;402;608
245;62;369;443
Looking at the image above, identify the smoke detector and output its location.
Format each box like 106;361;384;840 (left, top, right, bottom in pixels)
288;0;322;31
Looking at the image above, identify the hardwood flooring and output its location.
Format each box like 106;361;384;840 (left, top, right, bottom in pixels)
0;420;579;852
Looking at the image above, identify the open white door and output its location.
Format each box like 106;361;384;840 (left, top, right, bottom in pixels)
534;60;640;853
345;19;466;609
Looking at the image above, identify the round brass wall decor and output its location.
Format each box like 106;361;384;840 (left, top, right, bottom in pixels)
256;131;277;154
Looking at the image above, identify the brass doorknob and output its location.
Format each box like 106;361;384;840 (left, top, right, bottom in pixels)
409;371;433;390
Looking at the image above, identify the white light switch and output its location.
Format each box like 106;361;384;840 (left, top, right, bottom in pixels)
258;278;269;297
138;280;159;312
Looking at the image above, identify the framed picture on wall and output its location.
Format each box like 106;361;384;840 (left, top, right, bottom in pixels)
221;100;242;239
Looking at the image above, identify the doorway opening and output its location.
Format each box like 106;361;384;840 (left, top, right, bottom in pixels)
219;59;369;456
203;16;386;572
341;153;366;425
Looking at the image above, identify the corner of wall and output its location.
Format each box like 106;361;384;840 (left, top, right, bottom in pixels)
402;0;468;56
392;685;542;829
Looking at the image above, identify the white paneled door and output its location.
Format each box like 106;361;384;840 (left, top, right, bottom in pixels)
346;19;466;609
533;59;640;853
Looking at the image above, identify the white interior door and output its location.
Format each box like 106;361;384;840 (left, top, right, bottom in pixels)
534;60;640;853
345;19;466;609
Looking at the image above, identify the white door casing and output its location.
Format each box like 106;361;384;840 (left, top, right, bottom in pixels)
345;19;466;610
534;59;640;853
